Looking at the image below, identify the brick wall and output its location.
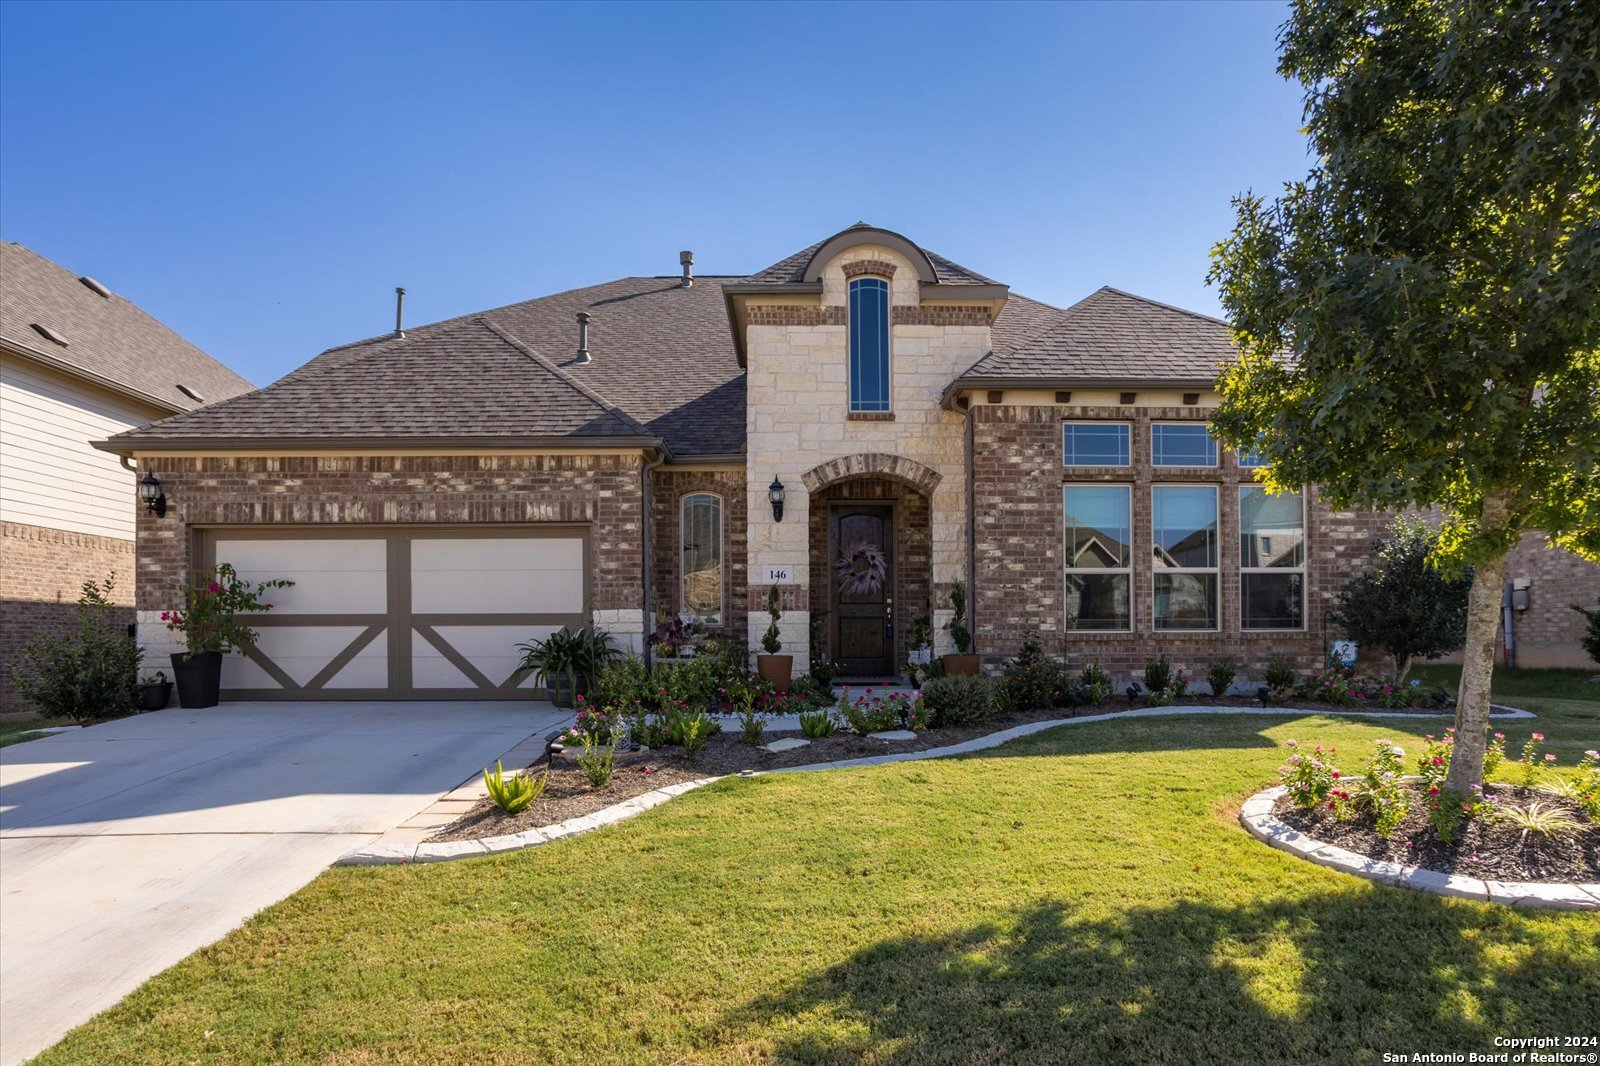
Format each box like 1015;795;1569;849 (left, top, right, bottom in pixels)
807;477;932;671
1;521;135;712
1499;533;1600;668
971;404;1388;684
133;453;647;643
649;467;748;647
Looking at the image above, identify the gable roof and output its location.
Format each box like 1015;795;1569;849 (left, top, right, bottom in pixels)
961;286;1239;385
0;242;253;411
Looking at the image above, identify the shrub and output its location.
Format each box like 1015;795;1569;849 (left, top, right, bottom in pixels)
998;637;1067;711
1139;656;1187;706
1205;659;1237;698
1079;661;1113;705
1263;654;1298;699
677;712;714;759
1278;739;1338;810
591;657;650;714
164;564;293;656
1330;515;1472;683
786;674;834;709
1572;598;1600;667
483;761;547;813
10;575;142;722
836;690;925;735
1296;664;1357;707
920;675;994;728
798;709;838;738
566;697;625;744
737;707;767;745
943;581;973;654
578;735;616;787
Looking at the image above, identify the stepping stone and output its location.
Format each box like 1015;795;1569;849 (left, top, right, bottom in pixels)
867;730;918;741
763;737;812;752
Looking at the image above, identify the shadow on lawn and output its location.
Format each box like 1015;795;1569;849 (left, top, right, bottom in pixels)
718;893;1598;1065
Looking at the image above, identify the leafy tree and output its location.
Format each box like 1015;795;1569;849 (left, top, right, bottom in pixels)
1332;516;1473;683
1208;0;1600;794
10;574;142;722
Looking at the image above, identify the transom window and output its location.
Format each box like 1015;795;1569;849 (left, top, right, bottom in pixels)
1151;422;1218;467
848;276;891;412
1238;440;1268;468
1240;485;1306;630
1063;485;1132;631
1062;422;1130;466
680;493;723;626
1152;485;1219;630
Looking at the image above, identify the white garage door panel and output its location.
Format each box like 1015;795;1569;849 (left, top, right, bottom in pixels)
210;529;585;699
215;540;387;615
411;537;584;613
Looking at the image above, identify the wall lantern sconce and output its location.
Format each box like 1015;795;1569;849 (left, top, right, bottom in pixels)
768;477;786;523
138;472;167;518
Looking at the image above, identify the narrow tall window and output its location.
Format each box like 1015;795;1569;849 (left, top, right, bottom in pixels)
1152;485;1219;630
1063;484;1132;631
680;493;723;626
1240;485;1305;630
848;276;890;412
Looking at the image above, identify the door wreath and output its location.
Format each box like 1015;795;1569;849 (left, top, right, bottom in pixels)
836;540;888;596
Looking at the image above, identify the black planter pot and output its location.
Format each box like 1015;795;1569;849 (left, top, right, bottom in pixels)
137;674;174;711
545;673;589;709
171;652;223;709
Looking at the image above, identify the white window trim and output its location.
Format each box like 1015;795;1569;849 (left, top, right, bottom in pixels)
1239;484;1307;632
1062;482;1134;633
1062;420;1132;468
847;275;893;414
1151;421;1219;468
1151;484;1220;632
679;491;725;628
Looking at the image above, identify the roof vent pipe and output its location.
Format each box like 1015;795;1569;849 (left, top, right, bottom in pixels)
679;250;693;287
574;311;592;364
394;287;406;338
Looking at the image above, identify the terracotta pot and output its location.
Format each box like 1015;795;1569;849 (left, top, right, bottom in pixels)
170;652;222;709
941;653;980;677
756;654;794;693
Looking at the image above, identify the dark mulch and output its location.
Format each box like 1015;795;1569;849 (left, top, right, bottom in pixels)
1273;784;1600;883
427;761;708;842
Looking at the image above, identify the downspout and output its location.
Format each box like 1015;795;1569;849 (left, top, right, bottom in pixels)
962;397;977;660
640;449;668;673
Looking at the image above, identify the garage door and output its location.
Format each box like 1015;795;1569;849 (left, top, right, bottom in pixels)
201;527;589;700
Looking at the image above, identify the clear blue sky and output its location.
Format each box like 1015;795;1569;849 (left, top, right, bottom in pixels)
0;0;1307;387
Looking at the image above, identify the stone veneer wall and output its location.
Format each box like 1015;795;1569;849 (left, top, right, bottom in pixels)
1;521;135;711
649;467;749;649
971;404;1389;682
742;243;985;672
807;477;932;672
131;453;648;663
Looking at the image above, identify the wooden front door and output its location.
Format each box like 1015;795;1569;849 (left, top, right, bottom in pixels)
829;504;894;677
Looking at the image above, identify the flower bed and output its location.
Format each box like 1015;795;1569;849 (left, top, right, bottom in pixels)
1267;735;1599;883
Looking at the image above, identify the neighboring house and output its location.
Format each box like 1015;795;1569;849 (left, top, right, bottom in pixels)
1;242;254;710
93;223;1600;701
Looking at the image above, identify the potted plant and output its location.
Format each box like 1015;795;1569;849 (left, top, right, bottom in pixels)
941;581;979;676
905;611;934;688
517;625;617;708
163;564;293;709
136;671;173;711
755;586;793;693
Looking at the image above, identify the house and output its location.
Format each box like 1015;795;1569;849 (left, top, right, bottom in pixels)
92;224;1599;700
0;243;254;710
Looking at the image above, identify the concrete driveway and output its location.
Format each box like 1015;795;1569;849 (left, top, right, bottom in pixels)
0;700;568;1065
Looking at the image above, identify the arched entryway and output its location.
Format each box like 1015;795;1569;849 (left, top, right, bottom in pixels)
806;468;935;681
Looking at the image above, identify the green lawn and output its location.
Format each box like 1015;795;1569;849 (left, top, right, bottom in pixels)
36;681;1600;1065
0;716;71;749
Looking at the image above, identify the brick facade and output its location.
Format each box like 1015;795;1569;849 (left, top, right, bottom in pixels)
1;521;136;712
1498;532;1600;668
971;404;1389;683
649;467;749;646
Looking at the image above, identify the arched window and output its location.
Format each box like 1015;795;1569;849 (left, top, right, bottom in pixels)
848;276;891;412
680;492;723;626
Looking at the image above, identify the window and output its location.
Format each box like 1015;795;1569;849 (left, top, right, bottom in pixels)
1152;485;1218;629
1062;422;1130;466
848;276;891;412
1063;485;1132;631
1240;485;1305;630
1151;423;1218;467
1238;440;1267;469
680;493;723;626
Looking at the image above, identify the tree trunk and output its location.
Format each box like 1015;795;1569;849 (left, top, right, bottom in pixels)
1394;654;1413;686
1444;492;1512;795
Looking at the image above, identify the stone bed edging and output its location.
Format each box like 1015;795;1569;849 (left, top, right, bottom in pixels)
337;701;1537;867
1239;785;1600;910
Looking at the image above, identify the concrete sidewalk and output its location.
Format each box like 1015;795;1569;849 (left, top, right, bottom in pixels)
0;701;567;1065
